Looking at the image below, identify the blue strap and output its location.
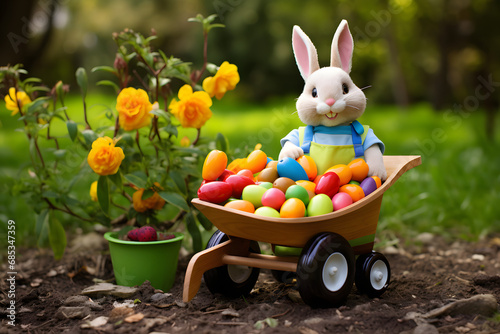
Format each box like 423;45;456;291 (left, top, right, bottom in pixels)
300;125;314;153
351;121;364;157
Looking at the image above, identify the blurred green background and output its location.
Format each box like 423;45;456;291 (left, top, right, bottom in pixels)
1;0;499;248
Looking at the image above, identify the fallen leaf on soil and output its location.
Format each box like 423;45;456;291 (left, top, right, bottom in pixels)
254;317;278;329
113;300;136;308
109;306;134;322
81;282;137;298
124;312;144;323
221;309;240;317
31;278;43;287
81;316;109;329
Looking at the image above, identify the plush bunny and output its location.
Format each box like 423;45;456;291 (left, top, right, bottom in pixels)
279;20;387;181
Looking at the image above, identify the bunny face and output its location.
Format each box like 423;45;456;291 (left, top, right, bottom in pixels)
296;67;366;127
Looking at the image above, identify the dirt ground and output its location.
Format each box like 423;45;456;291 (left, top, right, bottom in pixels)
1;232;500;334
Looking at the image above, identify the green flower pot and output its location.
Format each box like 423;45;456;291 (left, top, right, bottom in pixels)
104;231;184;292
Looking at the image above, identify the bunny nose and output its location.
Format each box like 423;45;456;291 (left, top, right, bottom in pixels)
325;98;336;106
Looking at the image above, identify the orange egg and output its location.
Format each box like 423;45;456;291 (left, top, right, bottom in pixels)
313;174;323;185
348;158;369;182
371;175;382;188
296;155;317;181
237;169;255;181
296;180;317;194
280;198;306;218
224;200;255;213
246;150;268;174
227;158;247;173
202;150;228;181
266;160;278;170
326;164;352;186
339;184;365;202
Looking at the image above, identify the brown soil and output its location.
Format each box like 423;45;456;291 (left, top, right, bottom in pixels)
2;234;500;333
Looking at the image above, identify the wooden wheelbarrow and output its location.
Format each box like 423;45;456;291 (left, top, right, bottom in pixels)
183;155;421;307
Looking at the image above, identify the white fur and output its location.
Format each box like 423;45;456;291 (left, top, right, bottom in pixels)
280;20;387;180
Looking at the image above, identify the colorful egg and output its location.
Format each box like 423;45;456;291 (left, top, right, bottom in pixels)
348;180;360;186
339;184;365;202
224;200;255;213
280;198;306;218
371;176;382;188
257;182;273;189
307;194;334;217
202;150;227;181
246;150;268;174
360;177;377;196
296;155;317;181
256;167;279;183
237;169;255;181
218;169;235;181
273;177;296;193
197;181;232;203
326;164;352;186
295;180;316;194
277;157;309;181
241;184;268;208
315;172;340;198
332;192;353;211
285;185;310;206
348;158;369;182
266;160;278;170
254;206;281;218
225;175;255;199
261;188;286;211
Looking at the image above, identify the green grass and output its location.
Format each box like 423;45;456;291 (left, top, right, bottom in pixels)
1;94;499;248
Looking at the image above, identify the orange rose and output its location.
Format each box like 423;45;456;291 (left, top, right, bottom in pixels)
202;61;240;100
132;183;165;212
116;87;153;131
169;85;212;129
4;87;31;116
89;181;98;202
87;137;125;176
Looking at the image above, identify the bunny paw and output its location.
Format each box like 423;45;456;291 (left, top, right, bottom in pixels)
279;142;304;160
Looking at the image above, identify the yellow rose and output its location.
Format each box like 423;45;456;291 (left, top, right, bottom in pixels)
169;85;212;129
132;183;165;212
87;137;125;176
202;61;240;100
90;181;98;202
180;136;190;147
116;87;153;131
4;87;31;116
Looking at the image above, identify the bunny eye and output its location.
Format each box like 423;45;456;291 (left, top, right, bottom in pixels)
342;83;349;94
312;88;318;98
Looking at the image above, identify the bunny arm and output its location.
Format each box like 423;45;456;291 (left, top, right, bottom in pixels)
279;141;304;160
364;144;387;181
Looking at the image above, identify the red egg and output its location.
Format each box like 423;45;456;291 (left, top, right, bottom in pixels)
314;172;340;198
225;175;255;199
218;169;235;181
197;181;232;203
261;188;286;211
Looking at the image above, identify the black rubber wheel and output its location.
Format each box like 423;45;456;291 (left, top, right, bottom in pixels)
296;232;355;308
203;230;261;298
355;251;390;298
271;269;296;284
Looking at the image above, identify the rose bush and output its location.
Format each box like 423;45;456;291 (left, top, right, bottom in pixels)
0;14;239;257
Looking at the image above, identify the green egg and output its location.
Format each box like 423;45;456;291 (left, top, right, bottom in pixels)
285;185;310;206
254;206;281;218
307;194;333;217
242;184;267;208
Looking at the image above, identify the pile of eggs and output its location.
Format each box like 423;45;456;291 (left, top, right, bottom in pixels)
197;149;382;218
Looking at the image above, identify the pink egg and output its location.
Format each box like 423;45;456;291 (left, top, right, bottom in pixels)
332;192;353;211
261;188;286;211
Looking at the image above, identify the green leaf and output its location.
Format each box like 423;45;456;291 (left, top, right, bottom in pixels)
108;172;123;192
142;189;155;200
66;120;78;141
26;97;49;114
186;211;202;252
254;318;278;330
196;211;213;231
35;209;49;248
169;171;187;194
158;191;189;211
124;172;148;189
53;149;67;159
75;67;88;97
91;65;116;75
150;108;169;121
48;217;67;260
97;175;110;215
82;129;97;146
96;80;120;93
216;132;229;152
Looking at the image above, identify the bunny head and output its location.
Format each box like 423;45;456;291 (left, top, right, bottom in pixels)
294;20;366;127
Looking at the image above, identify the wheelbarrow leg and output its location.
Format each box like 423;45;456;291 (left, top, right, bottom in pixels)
183;237;250;302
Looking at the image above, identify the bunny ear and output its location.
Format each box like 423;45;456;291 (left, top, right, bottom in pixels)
330;20;354;73
292;25;320;80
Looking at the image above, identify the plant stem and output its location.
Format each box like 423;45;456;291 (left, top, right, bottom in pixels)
192;128;201;146
44;198;93;223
